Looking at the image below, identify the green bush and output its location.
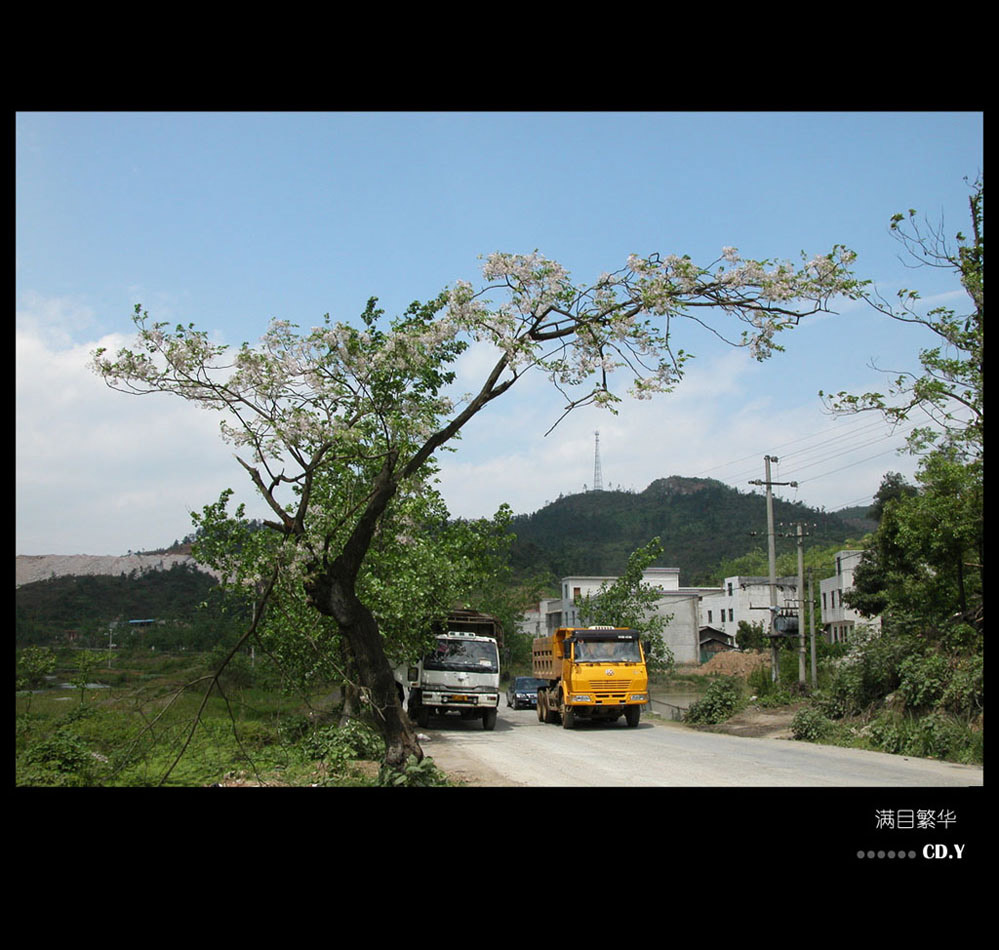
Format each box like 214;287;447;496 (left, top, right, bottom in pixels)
19;731;98;785
813;688;849;721
866;711;983;764
819;630;911;716
791;707;833;742
897;652;949;709
684;678;744;724
377;754;450;787
940;654;983;718
300;719;385;770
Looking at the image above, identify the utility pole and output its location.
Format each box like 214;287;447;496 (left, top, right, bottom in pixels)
796;523;807;688
749;455;797;683
808;567;817;687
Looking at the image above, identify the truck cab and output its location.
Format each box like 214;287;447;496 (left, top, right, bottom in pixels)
534;626;649;728
398;623;502;731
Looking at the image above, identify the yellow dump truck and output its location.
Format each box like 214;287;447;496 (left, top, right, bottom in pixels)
533;625;649;729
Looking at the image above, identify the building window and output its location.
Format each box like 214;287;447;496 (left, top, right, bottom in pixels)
822;592;827;610
729;609;734;622
707;610;713;623
573;587;581;600
727;582;733;596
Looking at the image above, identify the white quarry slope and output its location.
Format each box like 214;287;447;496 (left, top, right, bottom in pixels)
15;554;218;588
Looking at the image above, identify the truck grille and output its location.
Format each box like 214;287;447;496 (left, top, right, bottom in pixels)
586;679;632;702
587;679;633;691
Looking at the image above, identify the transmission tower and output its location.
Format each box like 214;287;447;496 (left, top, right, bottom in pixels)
593;431;604;491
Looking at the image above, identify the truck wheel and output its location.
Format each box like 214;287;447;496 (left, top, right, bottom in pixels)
562;706;575;729
416;706;430;728
482;708;497;731
625;705;641;728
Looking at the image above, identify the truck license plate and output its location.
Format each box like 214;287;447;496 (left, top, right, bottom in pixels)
448;694;470;702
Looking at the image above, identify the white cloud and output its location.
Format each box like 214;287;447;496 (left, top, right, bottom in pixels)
16;298;269;555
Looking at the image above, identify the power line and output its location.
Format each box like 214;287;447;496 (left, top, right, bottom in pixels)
777;426;916;479
795;445;910;485
689;415;891;479
829;494;876;512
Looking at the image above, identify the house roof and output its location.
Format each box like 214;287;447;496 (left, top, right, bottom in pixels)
698;626;733;645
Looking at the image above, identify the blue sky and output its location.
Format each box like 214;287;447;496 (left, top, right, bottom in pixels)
16;111;983;556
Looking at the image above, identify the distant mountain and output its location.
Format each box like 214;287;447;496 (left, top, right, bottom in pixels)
15;560;249;648
833;504;878;536
508;476;874;585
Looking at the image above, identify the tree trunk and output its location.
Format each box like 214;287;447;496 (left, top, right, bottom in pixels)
955;545;967;617
299;450;423;768
336;637;361;725
305;556;423;769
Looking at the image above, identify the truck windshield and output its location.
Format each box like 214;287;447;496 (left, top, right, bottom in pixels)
423;639;499;673
573;639;642;663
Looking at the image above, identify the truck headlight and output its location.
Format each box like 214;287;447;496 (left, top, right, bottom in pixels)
571;694;591;703
629;693;648;702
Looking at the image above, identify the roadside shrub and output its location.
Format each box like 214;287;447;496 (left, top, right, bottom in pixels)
377;754;450;787
867;714;906;755
791;707;833;742
300;718;385;770
820;630;911;716
897;652;949;710
865;711;983;765
939;654;983;718
812;688;849;721
685;678;744;724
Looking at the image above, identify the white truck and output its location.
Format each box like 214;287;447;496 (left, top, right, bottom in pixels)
397;611;502;731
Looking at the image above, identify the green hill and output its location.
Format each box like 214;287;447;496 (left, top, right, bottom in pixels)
15;562;250;649
508;476;874;585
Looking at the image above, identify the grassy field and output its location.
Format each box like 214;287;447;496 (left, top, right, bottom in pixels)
15;648;430;787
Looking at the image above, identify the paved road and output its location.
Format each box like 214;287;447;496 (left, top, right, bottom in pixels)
416;704;984;787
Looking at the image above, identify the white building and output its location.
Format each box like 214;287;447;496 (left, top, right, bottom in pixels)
540;567;722;665
699;575;800;642
820;550;881;643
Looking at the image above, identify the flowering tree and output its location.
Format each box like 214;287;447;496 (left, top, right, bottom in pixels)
93;247;862;770
821;176;983;460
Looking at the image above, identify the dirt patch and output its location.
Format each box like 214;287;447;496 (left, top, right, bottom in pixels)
698;704;802;739
693;651;770;677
